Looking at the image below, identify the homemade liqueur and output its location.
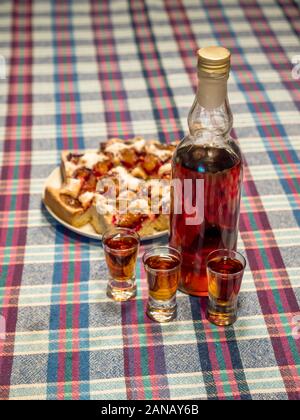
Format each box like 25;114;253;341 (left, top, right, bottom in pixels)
170;47;243;296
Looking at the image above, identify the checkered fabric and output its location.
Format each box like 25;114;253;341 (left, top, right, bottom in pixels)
0;0;299;401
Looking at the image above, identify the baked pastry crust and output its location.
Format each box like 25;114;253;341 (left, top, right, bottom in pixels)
44;186;92;228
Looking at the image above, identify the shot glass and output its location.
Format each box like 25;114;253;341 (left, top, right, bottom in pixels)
206;249;246;327
143;246;182;323
103;227;140;302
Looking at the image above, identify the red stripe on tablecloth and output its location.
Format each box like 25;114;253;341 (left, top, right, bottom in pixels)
56;240;68;400
122;300;146;400
89;0;134;139
164;0;198;90
0;0;33;400
71;243;82;400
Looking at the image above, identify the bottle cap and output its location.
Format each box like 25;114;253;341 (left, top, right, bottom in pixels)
197;46;231;75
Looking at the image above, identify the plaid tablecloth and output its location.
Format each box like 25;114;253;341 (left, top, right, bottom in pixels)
0;0;300;401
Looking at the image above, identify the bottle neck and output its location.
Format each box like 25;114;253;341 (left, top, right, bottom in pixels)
188;72;233;138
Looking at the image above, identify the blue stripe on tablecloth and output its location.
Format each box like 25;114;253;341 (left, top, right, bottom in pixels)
66;0;85;150
190;299;218;400
46;230;63;396
78;260;90;399
51;0;85;150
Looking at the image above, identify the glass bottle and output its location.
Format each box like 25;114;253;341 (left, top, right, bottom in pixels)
170;46;244;297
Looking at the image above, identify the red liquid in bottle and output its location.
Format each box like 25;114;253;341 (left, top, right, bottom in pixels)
170;144;243;296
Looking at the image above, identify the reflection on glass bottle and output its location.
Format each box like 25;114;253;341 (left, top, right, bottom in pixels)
170;46;244;297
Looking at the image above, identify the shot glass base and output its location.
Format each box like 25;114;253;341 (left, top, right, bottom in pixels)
147;296;177;323
207;301;237;327
207;311;237;327
107;278;137;302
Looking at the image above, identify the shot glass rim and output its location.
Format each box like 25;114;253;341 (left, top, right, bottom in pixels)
142;246;182;273
206;249;247;277
102;227;140;253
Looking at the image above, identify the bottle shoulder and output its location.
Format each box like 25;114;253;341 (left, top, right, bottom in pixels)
175;133;242;156
173;134;243;174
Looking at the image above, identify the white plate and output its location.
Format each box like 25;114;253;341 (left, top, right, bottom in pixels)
43;167;169;242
